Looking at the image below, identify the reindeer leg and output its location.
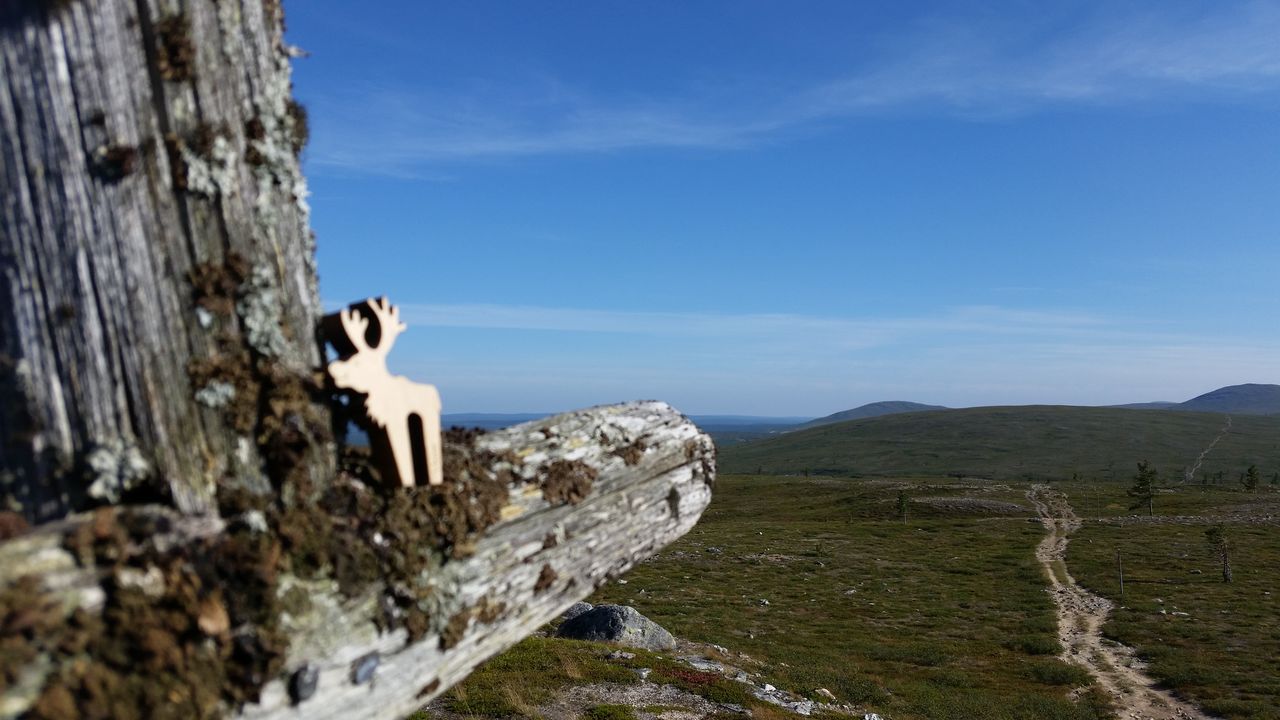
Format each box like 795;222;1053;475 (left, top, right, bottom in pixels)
385;421;417;488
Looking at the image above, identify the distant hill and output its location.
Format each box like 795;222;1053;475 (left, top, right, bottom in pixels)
719;405;1280;481
1109;401;1179;410
1177;384;1280;415
800;401;948;428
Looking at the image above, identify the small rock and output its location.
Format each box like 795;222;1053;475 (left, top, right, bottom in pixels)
682;656;724;673
1189;569;1202;574
607;651;636;660
758;599;770;606
864;714;883;720
762;683;776;693
636;667;652;681
289;663;319;704
788;700;815;716
351;652;379;685
815;688;837;701
562;601;593;622
618;579;628;585
556;604;677;651
718;703;750;715
711;644;730;654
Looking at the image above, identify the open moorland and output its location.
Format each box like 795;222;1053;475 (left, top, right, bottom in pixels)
1062;482;1280;718
718;407;1280;482
431;403;1280;720
433;474;1280;720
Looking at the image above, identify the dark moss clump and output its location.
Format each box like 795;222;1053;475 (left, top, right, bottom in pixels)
32;506;288;719
380;439;511;559
476;597;505;624
272;428;522;642
187;123;227;160
153;15;195;81
188;342;258;434
256;364;332;495
90;144;139;182
0;511;29;540
244;116;267;167
541;460;596;505
286;100;309;155
613;440;646;466
186;255;333;490
534;564;557;594
440;610;469;650
1;576;65;699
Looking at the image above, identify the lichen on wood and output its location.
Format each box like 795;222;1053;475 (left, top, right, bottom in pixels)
0;0;333;521
0;402;715;720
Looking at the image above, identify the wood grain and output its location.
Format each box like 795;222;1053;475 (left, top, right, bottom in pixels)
0;0;332;522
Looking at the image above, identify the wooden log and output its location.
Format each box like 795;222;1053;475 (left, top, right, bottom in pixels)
0;0;333;522
0;402;716;720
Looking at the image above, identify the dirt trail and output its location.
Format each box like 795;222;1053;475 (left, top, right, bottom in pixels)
1027;484;1212;720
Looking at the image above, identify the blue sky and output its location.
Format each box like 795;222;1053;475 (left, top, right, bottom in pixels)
286;1;1280;416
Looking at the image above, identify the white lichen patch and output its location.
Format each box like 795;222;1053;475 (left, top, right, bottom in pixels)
237;263;289;357
86;439;151;503
195;306;215;328
194;380;237;408
215;0;243;62
244;41;322;306
182;134;239;198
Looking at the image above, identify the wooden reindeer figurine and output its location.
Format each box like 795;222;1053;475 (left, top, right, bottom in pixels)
328;297;443;487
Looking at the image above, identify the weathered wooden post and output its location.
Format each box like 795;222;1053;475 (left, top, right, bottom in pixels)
0;3;715;719
1;0;332;521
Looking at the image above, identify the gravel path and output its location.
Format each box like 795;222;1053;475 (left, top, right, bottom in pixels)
1027;485;1213;720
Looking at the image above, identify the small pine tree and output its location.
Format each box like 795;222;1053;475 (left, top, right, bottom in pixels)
1242;464;1261;491
1205;524;1232;583
896;490;908;521
1127;461;1158;516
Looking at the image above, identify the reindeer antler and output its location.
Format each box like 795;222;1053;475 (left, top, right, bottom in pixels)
339;306;371;353
362;297;406;356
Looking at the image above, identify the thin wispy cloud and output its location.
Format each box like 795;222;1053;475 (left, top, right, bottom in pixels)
370;302;1280;413
308;3;1280;174
391;302;1109;343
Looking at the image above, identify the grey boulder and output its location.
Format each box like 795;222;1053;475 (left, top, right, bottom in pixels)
561;601;594;622
555;604;676;651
